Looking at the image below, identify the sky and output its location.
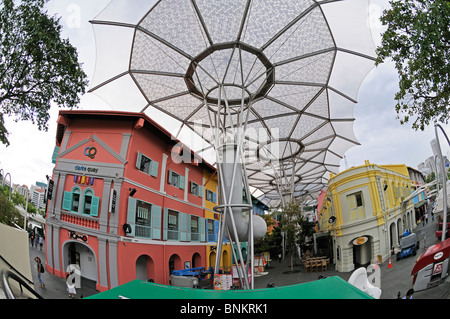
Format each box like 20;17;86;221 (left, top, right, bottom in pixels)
1;0;449;190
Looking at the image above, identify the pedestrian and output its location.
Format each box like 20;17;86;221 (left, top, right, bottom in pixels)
30;231;35;248
425;213;428;225
34;256;45;288
403;288;414;299
278;253;282;263
35;234;39;248
66;273;77;298
39;236;44;251
432;211;434;221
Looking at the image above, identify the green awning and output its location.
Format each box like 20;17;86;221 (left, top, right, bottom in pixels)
86;276;372;299
414;200;427;209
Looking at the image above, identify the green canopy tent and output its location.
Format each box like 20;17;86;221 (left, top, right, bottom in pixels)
87;276;372;299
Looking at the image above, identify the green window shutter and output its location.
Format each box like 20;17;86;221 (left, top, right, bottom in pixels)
62;191;72;211
167;170;173;185
126;197;136;236
199;217;205;242
198;186;203;197
90;196;100;217
136;151;142;170
151;205;162;240
180;213;188;241
163;208;168;240
150;160;159;177
178;175;185;190
52;146;60;164
186;215;191;241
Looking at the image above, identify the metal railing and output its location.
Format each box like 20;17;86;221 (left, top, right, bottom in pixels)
0;255;42;299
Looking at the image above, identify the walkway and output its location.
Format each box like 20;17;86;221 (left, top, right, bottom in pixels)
253;217;450;299
28;243;98;299
26;215;449;299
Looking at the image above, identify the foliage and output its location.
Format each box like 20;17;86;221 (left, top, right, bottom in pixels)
375;0;450;130
0;184;38;215
254;202;317;272
0;192;23;227
279;201;316;271
280;202;302;262
255;213;282;258
297;215;316;253
425;169;450;185
0;0;88;146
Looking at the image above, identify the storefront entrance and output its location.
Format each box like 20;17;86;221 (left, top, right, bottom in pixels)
352;236;372;268
63;241;98;282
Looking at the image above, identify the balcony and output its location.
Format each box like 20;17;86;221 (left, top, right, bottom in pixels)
61;212;99;229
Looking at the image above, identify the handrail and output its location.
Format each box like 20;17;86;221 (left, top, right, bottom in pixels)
1;270;43;299
0;254;43;299
0;255;34;286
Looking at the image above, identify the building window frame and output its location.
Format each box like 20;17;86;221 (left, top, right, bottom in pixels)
71;187;81;213
81;188;99;217
62;186;99;217
168;170;185;189
191;216;199;242
126;197;162;239
190;181;203;197
136;151;159;177
206;189;217;203
347;191;364;221
167;209;179;240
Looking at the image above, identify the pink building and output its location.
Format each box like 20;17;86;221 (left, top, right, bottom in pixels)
45;110;217;291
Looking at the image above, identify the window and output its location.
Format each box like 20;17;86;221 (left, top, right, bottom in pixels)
347;192;364;221
135;200;152;238
82;189;99;217
206;190;217;203
207;219;214;242
168;210;179;240
71;188;80;212
136;151;158;177
207;219;219;242
126;197;162;239
83;190;93;214
190;182;202;197
191;216;199;241
62;186;99;217
162;212;206;242
170;171;179;186
168;170;185;189
140;155;151;174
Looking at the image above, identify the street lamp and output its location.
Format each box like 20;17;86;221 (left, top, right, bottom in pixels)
430;124;450;241
0;169;12;202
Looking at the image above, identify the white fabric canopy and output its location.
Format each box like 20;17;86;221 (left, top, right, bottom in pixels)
89;0;376;205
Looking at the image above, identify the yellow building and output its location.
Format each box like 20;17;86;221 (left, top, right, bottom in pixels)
317;161;416;272
202;169;233;272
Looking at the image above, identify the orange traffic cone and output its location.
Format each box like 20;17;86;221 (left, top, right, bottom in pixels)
388;257;392;269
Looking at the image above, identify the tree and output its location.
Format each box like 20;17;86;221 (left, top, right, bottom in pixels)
254;213;281;258
280;201;303;272
0;192;23;227
297;216;316;254
0;0;88;146
375;0;450;130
